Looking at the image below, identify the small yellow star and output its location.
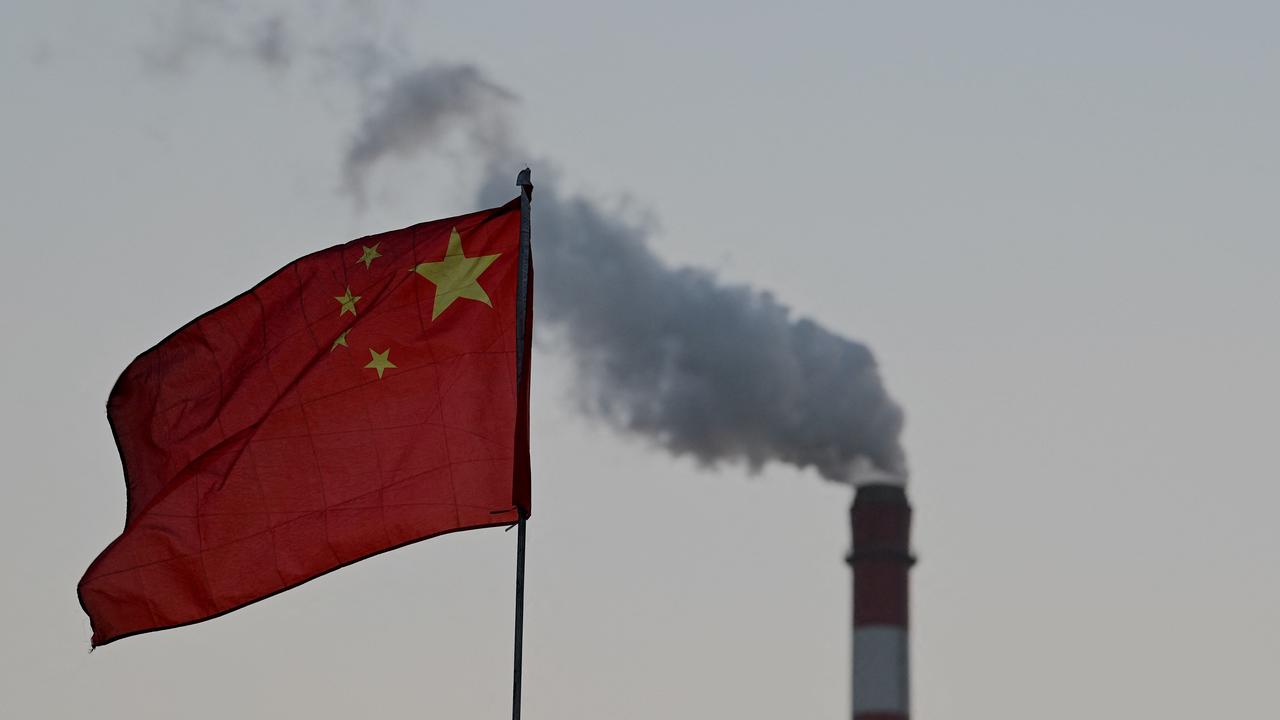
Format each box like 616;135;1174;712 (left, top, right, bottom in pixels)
357;243;382;269
335;287;361;317
412;228;501;319
364;347;397;379
330;329;350;352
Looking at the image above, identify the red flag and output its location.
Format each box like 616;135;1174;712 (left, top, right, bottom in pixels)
79;199;532;647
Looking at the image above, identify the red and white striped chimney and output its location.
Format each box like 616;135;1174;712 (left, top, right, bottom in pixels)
849;482;914;720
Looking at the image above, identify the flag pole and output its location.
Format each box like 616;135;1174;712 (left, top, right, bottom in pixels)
512;168;533;720
512;508;528;720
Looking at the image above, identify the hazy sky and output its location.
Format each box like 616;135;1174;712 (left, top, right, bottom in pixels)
2;2;1278;718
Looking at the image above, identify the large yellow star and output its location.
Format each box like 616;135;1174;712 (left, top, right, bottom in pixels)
412;228;501;319
335;287;361;317
357;243;382;269
364;347;397;379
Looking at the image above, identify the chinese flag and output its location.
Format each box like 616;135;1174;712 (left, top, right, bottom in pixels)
79;199;532;647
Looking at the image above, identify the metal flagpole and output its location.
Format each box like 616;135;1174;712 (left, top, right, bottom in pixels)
512;168;533;720
512;509;527;720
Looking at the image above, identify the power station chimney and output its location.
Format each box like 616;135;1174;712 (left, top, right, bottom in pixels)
849;483;914;720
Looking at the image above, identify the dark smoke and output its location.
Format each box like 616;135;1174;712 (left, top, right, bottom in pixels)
475;168;906;480
341;63;905;479
342;64;515;205
140;5;294;73
250;15;292;69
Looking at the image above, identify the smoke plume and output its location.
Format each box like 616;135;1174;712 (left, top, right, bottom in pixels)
474;167;906;480
140;5;294;73
139;8;907;481
341;62;906;479
342;64;515;204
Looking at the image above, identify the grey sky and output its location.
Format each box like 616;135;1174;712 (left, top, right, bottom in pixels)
2;2;1278;718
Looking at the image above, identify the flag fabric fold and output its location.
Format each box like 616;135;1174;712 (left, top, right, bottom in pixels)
79;199;532;647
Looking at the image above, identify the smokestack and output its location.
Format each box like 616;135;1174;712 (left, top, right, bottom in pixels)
849;483;914;720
